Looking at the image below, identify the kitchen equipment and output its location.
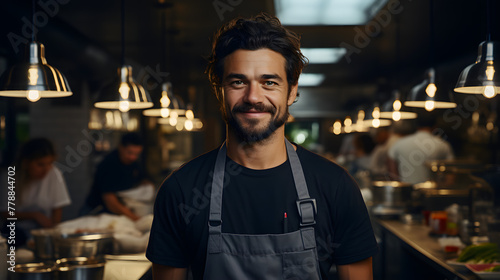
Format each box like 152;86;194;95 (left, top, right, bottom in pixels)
56;257;105;280
31;229;59;261
9;262;55;280
371;181;413;218
53;230;113;259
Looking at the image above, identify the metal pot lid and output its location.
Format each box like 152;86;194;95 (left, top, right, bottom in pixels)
15;262;54;273
372;181;413;188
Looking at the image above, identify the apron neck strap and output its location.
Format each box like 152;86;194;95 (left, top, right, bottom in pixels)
208;140;316;231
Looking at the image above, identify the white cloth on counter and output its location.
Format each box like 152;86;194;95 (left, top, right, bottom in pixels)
56;213;154;254
117;184;155;217
117;183;155;202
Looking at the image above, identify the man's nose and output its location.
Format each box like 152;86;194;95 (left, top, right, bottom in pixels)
243;82;264;104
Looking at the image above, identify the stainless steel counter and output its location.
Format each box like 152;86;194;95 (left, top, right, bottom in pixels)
376;219;481;280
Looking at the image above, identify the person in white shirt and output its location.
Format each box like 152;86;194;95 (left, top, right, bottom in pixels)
388;117;454;184
1;138;71;245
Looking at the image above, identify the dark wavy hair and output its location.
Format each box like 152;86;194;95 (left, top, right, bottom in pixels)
206;13;308;101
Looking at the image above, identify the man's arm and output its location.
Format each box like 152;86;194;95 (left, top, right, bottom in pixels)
152;264;187;280
102;193;140;221
337;257;373;280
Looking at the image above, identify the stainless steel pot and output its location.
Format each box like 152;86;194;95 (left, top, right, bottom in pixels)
10;262;55;280
370;181;414;218
31;229;59;261
53;231;113;259
371;181;413;208
56;257;105;280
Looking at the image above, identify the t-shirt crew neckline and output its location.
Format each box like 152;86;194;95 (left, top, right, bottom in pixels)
225;146;302;177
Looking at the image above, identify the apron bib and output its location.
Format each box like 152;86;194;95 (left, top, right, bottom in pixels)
203;140;322;280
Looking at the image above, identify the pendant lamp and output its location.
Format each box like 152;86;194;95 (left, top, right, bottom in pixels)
380;15;417;120
454;0;499;98
0;1;72;101
362;104;392;128
405;0;456;111
380;90;417;121
405;68;456;111
94;0;152;111
144;82;186;118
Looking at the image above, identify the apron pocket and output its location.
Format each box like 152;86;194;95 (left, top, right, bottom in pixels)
282;249;321;280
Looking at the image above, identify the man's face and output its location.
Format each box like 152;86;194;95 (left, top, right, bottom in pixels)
118;144;143;165
221;48;298;143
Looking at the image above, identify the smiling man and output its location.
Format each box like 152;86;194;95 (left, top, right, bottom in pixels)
147;13;378;280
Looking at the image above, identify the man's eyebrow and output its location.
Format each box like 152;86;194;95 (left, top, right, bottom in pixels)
224;73;247;81
261;74;283;81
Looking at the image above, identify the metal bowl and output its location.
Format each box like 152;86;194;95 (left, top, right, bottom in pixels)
9;262;55;280
56;257;105;280
53;231;113;259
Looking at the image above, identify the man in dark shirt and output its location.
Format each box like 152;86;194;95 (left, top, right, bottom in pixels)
83;132;148;221
147;13;378;279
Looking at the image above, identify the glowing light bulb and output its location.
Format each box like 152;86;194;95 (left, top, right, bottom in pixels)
27;90;40;102
372;107;380;119
176;122;184;131
333;120;342;135
424;100;435;111
160;108;170;118
119;101;130;112
425;83;437;97
185;120;194;131
170;111;178;119
169;117;177;126
186;110;194;120
160;92;171;107
372;118;380;128
483;85;496;98
392;111;401;121
28;69;39;85
393;100;402;111
343;117;352;133
119;83;130;99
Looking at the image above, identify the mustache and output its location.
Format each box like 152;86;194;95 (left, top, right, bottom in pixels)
232;103;276;114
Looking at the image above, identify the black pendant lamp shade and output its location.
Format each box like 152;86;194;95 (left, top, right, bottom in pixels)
0;42;72;102
405;68;457;111
94;65;153;112
454;41;499;98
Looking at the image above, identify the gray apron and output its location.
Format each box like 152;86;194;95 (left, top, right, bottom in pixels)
203;140;322;280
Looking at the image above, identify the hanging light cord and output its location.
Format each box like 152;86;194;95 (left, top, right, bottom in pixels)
121;0;125;66
32;0;36;42
428;0;435;68
486;0;491;41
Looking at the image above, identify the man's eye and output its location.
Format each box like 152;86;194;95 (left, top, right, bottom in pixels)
231;80;244;86
264;81;277;86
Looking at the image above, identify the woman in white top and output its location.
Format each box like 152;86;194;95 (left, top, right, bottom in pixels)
1;138;71;243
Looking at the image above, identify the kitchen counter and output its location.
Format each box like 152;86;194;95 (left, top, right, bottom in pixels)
376;219;481;280
104;253;151;280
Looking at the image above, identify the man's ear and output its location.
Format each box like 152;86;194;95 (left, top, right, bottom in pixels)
287;83;298;106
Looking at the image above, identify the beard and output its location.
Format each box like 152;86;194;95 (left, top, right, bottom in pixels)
224;102;289;144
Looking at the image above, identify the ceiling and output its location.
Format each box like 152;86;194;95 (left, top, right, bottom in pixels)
0;0;497;119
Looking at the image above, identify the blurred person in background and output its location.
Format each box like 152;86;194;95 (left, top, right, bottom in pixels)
388;115;454;184
82;132;152;221
369;121;416;180
0;138;71;245
350;133;376;176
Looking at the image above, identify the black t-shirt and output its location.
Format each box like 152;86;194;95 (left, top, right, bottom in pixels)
146;145;379;279
85;150;145;211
